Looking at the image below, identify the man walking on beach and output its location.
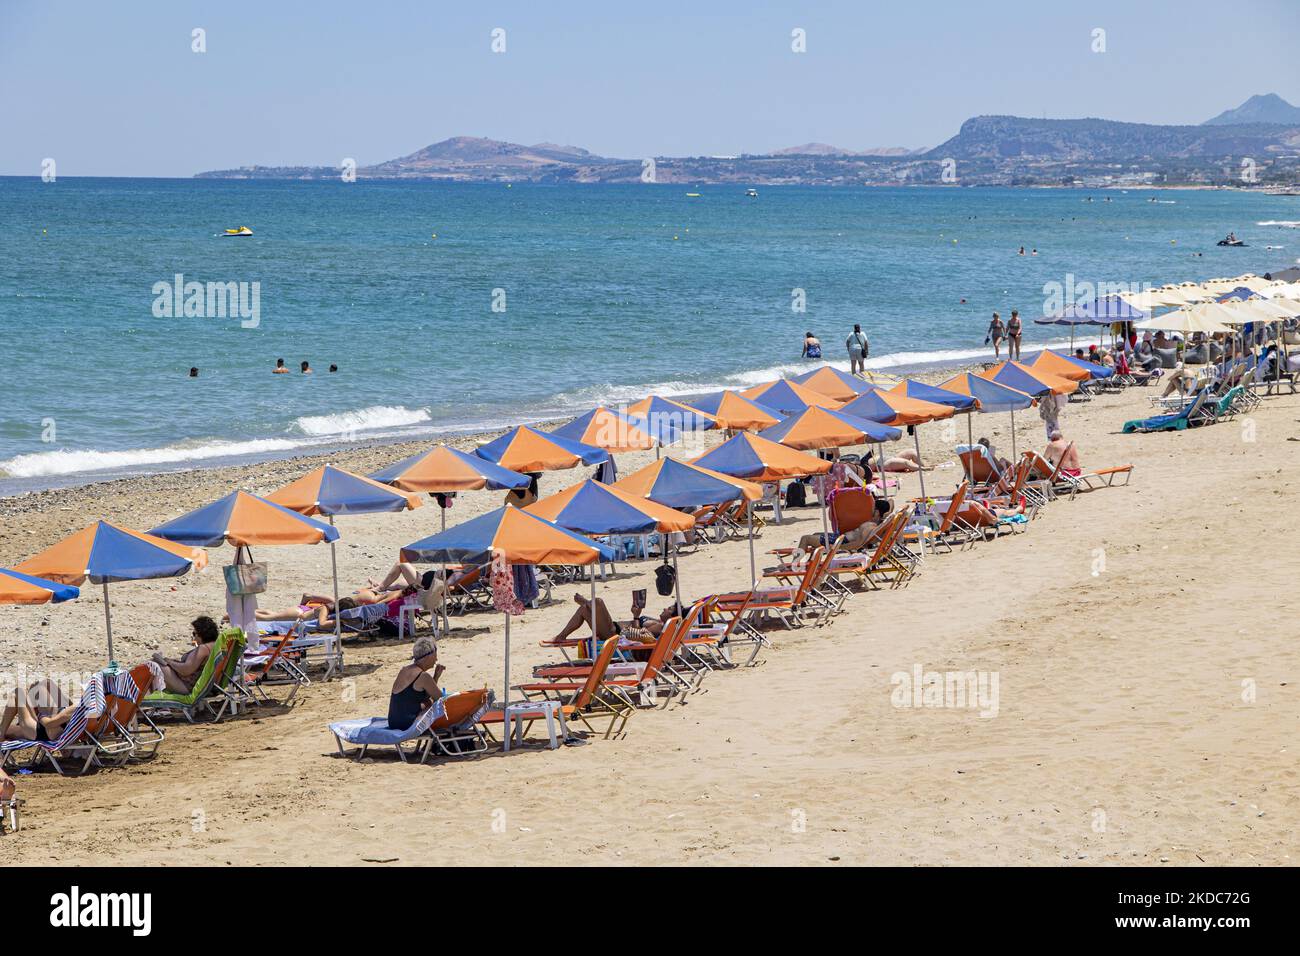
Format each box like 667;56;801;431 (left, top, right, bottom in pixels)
846;324;869;376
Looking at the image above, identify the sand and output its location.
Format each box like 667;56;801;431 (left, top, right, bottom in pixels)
2;371;1297;865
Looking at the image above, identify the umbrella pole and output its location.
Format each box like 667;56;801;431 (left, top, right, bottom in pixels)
103;581;115;668
672;539;682;612
913;430;927;501
1010;407;1018;462
589;572;598;661
502;612;510;724
329;516;341;674
819;474;829;540
966;413;974;482
440;508;449;637
747;506;756;585
876;442;889;498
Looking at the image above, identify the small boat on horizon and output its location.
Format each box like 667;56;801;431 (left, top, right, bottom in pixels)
222;226;254;237
746;188;758;198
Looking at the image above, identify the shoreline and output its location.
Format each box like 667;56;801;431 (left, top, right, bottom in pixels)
0;349;1063;503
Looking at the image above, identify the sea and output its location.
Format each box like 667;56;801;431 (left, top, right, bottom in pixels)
2;177;1297;495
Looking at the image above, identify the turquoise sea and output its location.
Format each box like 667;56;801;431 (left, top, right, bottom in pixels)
2;178;1297;494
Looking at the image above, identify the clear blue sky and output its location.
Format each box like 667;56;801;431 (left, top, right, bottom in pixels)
3;0;1297;176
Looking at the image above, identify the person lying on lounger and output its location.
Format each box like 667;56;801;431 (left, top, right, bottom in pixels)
152;615;220;694
551;594;674;647
0;767;14;802
1043;429;1081;478
880;447;928;473
298;562;463;620
793;496;893;557
388;637;445;733
0;677;77;743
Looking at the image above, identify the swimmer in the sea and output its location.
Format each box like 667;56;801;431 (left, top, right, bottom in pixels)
273;358;289;374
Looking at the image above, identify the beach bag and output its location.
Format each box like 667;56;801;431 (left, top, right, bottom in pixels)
655;561;676;597
785;480;807;508
223;562;267;595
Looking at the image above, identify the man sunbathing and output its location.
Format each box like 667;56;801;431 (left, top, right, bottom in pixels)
0;677;77;743
152;615;219;694
1043;429;1080;478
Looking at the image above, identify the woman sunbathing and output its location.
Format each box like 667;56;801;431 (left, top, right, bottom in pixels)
0;677;77;743
152;616;219;694
551;594;673;647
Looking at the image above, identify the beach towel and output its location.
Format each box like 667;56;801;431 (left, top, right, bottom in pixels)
490;552;524;616
512;564;540;606
328;694;447;746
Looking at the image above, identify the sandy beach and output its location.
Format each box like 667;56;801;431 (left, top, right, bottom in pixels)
2;366;1297;866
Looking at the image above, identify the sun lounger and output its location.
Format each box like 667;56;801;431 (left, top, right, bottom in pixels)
717;548;831;628
329;688;491;762
0;666;159;776
903;481;976;553
240;633;309;705
1122;388;1209;433
143;627;247;722
484;636;633;741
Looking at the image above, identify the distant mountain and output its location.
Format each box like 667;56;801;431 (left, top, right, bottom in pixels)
926;114;1300;161
196;114;1300;187
1203;93;1300;126
769;143;917;157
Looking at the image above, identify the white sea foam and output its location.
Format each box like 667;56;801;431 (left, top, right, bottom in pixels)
1257;221;1300;228
554;339;1078;411
293;405;432;436
0;439;305;478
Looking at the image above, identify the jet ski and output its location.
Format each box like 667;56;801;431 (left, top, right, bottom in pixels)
1216;236;1246;247
222;226;254;237
746;188;758;198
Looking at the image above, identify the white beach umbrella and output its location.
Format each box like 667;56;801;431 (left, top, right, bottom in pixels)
1133;303;1235;335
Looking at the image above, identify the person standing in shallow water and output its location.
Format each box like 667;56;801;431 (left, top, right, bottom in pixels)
1006;310;1023;361
846;324;869;376
986;313;1005;359
801;332;822;360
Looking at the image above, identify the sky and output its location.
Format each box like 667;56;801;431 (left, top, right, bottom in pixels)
2;0;1298;176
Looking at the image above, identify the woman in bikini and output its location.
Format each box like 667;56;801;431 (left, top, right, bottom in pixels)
987;313;1005;359
1006;310;1023;361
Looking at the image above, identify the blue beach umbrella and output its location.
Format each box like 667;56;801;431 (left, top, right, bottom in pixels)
758;406;902;446
401;506;617;713
474;425;609;473
626;395;716;439
888;379;978;411
15;521;208;664
0;567;81;605
937;372;1036;471
149;490;340;548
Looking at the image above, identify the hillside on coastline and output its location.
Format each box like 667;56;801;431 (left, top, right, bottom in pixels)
195;95;1300;187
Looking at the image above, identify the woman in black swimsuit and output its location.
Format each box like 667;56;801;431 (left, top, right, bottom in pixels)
388;637;444;732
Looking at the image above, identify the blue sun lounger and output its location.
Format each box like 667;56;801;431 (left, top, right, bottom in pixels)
1122;388;1209;433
